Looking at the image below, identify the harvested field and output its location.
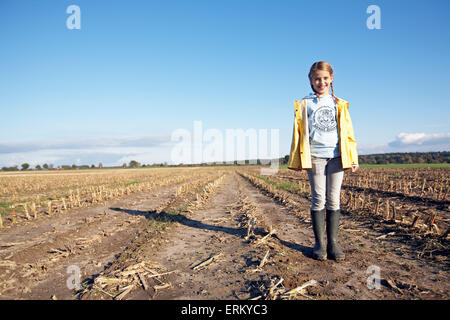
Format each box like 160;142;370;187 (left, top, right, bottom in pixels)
0;166;448;300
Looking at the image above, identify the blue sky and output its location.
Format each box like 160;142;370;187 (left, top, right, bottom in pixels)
1;0;449;167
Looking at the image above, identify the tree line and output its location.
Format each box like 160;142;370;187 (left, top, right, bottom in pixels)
280;151;450;165
1;151;449;171
355;151;450;165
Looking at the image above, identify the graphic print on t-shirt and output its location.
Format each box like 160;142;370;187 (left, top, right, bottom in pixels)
312;106;337;132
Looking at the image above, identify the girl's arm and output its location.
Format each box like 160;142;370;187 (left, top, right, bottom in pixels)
287;101;302;170
345;104;359;168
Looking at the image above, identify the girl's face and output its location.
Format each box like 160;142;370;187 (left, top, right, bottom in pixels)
310;70;333;96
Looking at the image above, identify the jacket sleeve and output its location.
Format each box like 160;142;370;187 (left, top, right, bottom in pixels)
345;104;359;166
287;101;302;170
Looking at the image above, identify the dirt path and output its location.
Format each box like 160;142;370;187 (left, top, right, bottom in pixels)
1;169;448;300
236;171;448;299
0;175;213;299
128;171;272;300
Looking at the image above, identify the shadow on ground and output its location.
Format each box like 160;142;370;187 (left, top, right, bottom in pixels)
110;207;314;258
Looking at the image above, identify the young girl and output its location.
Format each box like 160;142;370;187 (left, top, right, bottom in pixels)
288;61;359;261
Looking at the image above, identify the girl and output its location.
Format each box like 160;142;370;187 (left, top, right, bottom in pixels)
288;61;359;261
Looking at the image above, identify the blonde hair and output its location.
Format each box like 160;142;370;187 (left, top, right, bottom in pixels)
308;61;336;101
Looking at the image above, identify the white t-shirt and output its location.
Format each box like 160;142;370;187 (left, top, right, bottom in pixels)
305;93;339;158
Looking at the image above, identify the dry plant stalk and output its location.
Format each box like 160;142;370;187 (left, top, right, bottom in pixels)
245;217;256;240
376;232;396;240
420;178;426;196
192;253;223;271
146;270;178;279
268;277;284;299
22;203;30;220
391;205;397;221
11;205;16;224
258;249;270;268
138;273;149;291
360;193;365;209
251;277;318;300
281;279;318;299
31;202;37;219
255;227;276;246
375;198;380;215
385;200;390;220
114;284;134;300
410;215;419;228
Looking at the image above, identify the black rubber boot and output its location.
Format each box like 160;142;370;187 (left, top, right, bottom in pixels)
310;208;327;261
326;209;345;261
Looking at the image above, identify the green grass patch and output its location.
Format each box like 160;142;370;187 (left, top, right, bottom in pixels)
105;180;143;189
0;201;12;210
0;201;12;217
124;181;141;187
0;201;25;217
257;175;298;193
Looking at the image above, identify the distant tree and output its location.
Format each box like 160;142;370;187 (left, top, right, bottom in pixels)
21;163;30;171
43;163;49;169
35;164;42;170
129;160;139;168
72;164;77;169
2;166;19;171
91;164;95;168
122;163;127;168
417;156;425;163
404;154;413;164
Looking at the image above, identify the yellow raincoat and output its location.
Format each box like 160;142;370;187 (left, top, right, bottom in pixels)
288;96;358;170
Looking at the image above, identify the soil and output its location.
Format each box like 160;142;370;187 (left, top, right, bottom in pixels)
0;169;448;300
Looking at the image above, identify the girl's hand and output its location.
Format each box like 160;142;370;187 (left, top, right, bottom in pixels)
351;166;359;173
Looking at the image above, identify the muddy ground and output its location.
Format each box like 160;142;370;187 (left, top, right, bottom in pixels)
0;169;448;300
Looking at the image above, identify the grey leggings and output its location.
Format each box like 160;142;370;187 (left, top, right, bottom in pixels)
307;156;344;211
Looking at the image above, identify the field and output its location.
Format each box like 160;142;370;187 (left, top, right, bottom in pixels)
0;166;448;300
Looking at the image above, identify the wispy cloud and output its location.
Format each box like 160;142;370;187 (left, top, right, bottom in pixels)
358;132;450;155
0;135;174;167
0;135;172;154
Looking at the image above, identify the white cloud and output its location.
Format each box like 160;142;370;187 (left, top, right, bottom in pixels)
358;132;450;155
388;132;450;147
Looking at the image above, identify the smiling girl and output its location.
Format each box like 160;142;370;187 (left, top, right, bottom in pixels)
288;61;359;261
